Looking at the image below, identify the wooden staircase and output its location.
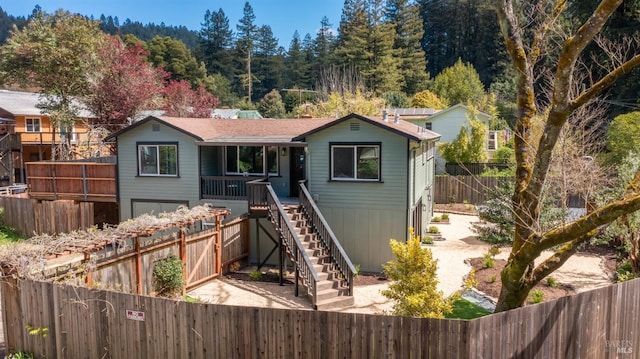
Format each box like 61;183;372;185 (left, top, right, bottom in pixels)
284;205;354;310
247;179;356;311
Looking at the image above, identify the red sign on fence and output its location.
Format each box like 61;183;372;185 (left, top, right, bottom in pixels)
126;310;145;321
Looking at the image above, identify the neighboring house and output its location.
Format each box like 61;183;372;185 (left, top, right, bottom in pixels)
105;113;440;273
212;108;263;119
0;90;95;182
403;103;493;173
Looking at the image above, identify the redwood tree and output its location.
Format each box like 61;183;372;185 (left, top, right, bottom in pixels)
493;0;640;312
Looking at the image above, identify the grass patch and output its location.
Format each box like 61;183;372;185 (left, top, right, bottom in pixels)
445;298;492;319
0;207;24;244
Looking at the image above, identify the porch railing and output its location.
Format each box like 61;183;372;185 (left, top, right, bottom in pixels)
247;179;320;307
298;181;355;296
201;176;261;200
0;133;21;152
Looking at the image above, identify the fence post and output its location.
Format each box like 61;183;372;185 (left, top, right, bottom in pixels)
135;236;142;295
180;228;187;296
215;214;222;275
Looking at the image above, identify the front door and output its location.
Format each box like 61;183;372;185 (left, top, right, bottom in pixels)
289;147;305;197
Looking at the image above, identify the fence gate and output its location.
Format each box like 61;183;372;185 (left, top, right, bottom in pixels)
184;227;222;291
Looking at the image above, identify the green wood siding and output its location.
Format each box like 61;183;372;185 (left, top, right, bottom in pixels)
117;120;200;220
306;118;410;271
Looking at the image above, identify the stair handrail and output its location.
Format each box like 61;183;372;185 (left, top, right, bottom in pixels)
247;179;320;306
0;133;20;152
298;181;356;296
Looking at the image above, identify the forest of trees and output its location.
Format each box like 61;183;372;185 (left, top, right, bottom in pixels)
1;1;638;120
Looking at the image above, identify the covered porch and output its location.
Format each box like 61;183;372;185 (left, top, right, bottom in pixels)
199;141;307;201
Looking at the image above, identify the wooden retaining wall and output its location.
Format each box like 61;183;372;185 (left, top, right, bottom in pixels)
2;278;639;358
0;196;93;236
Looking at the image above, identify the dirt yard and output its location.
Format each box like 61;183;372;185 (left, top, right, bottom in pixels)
189;213;617;313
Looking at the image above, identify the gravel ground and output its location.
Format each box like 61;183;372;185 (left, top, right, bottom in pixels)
189;213;613;313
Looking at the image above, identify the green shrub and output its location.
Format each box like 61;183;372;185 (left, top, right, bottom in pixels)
431;216;442;223
482;252;495;268
530;290;544;303
421;235;434;245
249;270;262;280
616;260;640;282
381;231;453;318
441;213;449;220
428;226;439;234
152;254;184;297
5;352;34;359
546;277;557;287
488;246;501;257
489;275;497;283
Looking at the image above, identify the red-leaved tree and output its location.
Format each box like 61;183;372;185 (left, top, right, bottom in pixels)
162;80;219;118
85;36;166;133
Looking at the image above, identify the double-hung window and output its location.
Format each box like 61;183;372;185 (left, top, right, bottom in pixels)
331;144;380;181
138;143;178;176
26;118;41;132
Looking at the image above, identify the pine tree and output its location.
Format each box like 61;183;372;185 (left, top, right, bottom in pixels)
236;2;257;102
253;25;284;100
198;8;234;77
312;16;336;80
335;0;372;73
366;0;402;94
386;0;429;95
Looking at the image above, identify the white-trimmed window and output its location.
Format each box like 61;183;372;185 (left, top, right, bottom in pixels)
138;143;178;176
26;118;41;132
59;124;76;141
226;146;278;175
331;144;380;181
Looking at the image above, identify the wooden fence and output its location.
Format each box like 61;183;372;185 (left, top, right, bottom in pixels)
2;278;639;358
0;196;93;236
26;161;117;202
44;214;250;296
434;176;505;204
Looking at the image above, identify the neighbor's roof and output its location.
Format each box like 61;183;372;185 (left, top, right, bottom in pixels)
0;89;95;118
387;108;438;117
105;113;441;144
427;103;492;121
293;113;440;142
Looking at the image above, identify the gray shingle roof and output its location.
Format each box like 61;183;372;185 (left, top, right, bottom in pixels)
0;89;94;118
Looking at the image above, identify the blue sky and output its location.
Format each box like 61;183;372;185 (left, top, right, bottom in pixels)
1;1;344;47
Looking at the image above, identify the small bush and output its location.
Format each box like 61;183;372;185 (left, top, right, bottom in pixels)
530;290;544;303
463;200;469;205
441;213;449;220
421;235;434;244
488;246;501;257
152;254;184;297
428;226;439;234
489;275;496;283
431;216;442;222
482;253;495;268
616;260;640;282
546;277;557;287
5;352;34;359
448;195;456;203
249;270;262;280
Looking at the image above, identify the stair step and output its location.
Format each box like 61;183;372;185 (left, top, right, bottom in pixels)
315;286;351;302
315;295;355;311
